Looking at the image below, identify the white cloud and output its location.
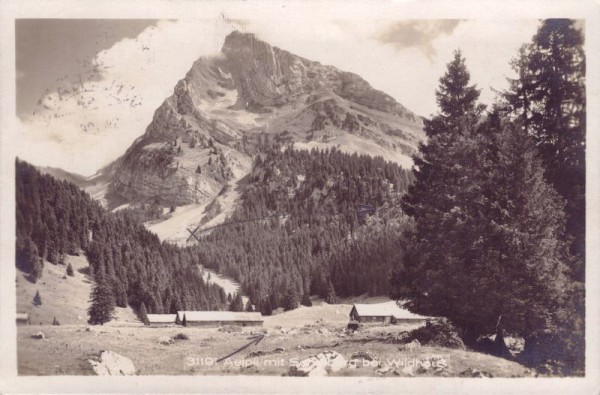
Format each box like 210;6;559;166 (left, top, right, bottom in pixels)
18;19;237;175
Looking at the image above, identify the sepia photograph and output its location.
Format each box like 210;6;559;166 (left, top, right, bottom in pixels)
1;0;599;393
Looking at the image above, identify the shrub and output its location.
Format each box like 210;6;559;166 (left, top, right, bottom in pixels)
173;333;189;341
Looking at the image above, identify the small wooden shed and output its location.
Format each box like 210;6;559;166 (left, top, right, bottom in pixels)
146;314;177;327
349;302;429;325
16;313;30;325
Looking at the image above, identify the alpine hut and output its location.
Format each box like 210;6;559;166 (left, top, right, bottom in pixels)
349;301;430;325
177;311;264;327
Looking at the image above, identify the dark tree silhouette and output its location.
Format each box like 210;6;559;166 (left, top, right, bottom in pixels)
139;302;150;325
504;19;585;279
88;272;116;325
33;290;42;306
66;263;74;277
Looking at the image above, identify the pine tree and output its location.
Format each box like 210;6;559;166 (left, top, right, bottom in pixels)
435;50;482;122
394;50;577;369
175;312;182;325
66;262;74;277
283;288;300;311
52;317;60;326
261;298;273;316
504;19;585;276
229;293;244;312
88;272;116;325
46;239;58;265
301;292;312;307
33;290;42;306
18;237;43;283
325;281;338;304
245;300;254;312
182;313;188;327
218;288;227;305
139;302;150;325
196;165;202;174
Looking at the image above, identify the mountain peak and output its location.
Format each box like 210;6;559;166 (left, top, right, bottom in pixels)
223;30;258;47
221;30;277;61
105;31;424;209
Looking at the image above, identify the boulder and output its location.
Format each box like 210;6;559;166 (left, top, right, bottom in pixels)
31;331;45;340
158;336;174;345
274;347;285;353
289;351;347;377
400;339;421;351
247;350;266;358
376;366;391;375
400;365;415;377
415;355;449;376
395;331;410;342
348;351;379;368
349;351;378;362
88;350;136;376
459;367;494;378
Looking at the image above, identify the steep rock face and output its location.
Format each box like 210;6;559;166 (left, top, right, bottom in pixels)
221;31;419;122
105;31;424;209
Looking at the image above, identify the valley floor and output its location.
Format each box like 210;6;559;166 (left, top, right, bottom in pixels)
18;306;532;378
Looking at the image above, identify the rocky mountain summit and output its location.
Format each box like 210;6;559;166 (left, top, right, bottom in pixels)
104;31;424;209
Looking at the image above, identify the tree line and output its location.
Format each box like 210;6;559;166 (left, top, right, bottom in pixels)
194;146;415;314
16;160;229;324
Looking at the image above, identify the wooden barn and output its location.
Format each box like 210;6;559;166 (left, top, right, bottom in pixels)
349;302;429;325
16;313;30;325
146;314;177;327
177;311;264;327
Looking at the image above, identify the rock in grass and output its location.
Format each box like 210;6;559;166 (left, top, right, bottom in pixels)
88;350;136;376
459;367;493;378
289;351;347;377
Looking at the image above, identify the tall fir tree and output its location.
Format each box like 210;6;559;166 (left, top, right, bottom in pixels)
17;237;43;283
229;293;244;312
260;298;273;316
88;271;116;325
504;19;585;276
139;302;150;325
283;288;300;311
300;292;312;307
395;50;580;372
325;281;338;304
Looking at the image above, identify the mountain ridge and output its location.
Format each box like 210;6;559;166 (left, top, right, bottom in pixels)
101;30;424;211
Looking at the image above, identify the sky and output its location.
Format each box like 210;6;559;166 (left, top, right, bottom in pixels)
16;18;542;175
